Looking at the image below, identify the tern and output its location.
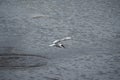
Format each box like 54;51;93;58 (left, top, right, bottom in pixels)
49;37;71;48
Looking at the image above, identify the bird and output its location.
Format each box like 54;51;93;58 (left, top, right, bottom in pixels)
49;37;71;48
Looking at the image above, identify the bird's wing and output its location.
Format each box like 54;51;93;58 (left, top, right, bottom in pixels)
52;40;60;44
60;37;71;41
49;44;55;46
52;37;71;44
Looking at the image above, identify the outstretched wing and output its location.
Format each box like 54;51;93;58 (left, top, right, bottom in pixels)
60;37;71;41
49;44;55;46
52;37;71;44
52;40;60;44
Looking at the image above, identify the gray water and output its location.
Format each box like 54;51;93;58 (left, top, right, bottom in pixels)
0;0;120;80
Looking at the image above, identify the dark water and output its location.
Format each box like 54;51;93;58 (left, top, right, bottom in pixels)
0;0;120;80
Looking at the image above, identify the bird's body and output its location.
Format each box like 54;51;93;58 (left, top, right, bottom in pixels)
49;37;71;48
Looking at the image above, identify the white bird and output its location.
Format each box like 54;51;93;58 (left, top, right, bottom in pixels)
49;37;71;48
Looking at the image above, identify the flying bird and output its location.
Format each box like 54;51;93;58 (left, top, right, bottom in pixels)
49;37;71;48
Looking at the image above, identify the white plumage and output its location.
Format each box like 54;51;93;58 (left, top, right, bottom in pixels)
49;37;71;48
